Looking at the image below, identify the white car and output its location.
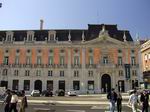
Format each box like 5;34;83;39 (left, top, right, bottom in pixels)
31;90;40;97
67;90;77;96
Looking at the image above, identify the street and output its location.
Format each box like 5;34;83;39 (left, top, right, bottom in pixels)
0;94;149;112
0;103;134;112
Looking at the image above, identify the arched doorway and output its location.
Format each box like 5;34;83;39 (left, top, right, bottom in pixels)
101;74;111;93
34;80;42;93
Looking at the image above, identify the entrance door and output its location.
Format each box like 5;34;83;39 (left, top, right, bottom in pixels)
34;80;42;93
0;81;8;89
118;80;125;92
59;80;65;91
101;74;111;93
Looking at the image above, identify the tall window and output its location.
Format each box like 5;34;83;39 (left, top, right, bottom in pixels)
118;70;123;76
131;57;136;65
48;56;53;65
14;70;19;76
26;56;31;65
36;70;41;76
3;56;9;65
24;80;30;91
15;56;19;64
25;70;30;76
103;56;108;64
74;70;79;77
88;81;94;90
73;81;80;90
89;56;93;65
60;56;65;65
132;70;137;76
12;80;19;90
60;71;64;77
88;71;93;77
118;57;122;65
37;56;42;65
47;80;53;91
2;69;8;76
74;56;79;65
48;70;53;76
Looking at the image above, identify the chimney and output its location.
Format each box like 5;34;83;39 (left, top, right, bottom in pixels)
40;19;44;30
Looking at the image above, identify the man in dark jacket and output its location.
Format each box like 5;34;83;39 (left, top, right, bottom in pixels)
4;89;12;112
107;88;117;112
140;90;149;112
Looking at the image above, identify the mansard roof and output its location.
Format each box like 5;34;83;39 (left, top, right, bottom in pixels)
0;24;133;42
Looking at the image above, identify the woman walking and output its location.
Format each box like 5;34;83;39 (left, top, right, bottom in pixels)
117;92;122;112
140;90;149;112
19;90;28;112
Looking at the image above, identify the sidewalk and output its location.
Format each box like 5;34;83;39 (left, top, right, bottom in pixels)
0;93;130;105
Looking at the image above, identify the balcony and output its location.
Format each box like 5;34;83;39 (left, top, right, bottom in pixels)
0;63;11;68
97;63;115;68
46;64;56;68
34;64;45;68
131;64;139;68
11;64;22;68
86;64;97;69
115;64;124;68
71;64;82;69
56;64;67;69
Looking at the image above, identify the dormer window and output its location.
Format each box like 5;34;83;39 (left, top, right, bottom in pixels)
27;31;34;42
7;35;11;41
50;34;54;41
6;31;14;42
28;35;32;41
48;31;56;42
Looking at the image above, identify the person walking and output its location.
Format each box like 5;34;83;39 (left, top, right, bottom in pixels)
3;89;12;112
107;88;118;112
9;91;18;112
117;92;122;112
19;90;28;112
140;90;149;112
128;90;140;112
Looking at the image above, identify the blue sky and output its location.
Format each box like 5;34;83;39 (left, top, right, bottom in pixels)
0;0;150;40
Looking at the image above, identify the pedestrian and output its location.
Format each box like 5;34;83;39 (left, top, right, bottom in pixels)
107;88;118;112
140;90;149;112
19;90;28;112
128;90;140;112
9;91;18;112
117;92;122;112
3;89;12;112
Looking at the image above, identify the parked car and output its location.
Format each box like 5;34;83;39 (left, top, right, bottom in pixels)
41;90;53;97
31;90;40;97
67;90;77;96
56;89;65;96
